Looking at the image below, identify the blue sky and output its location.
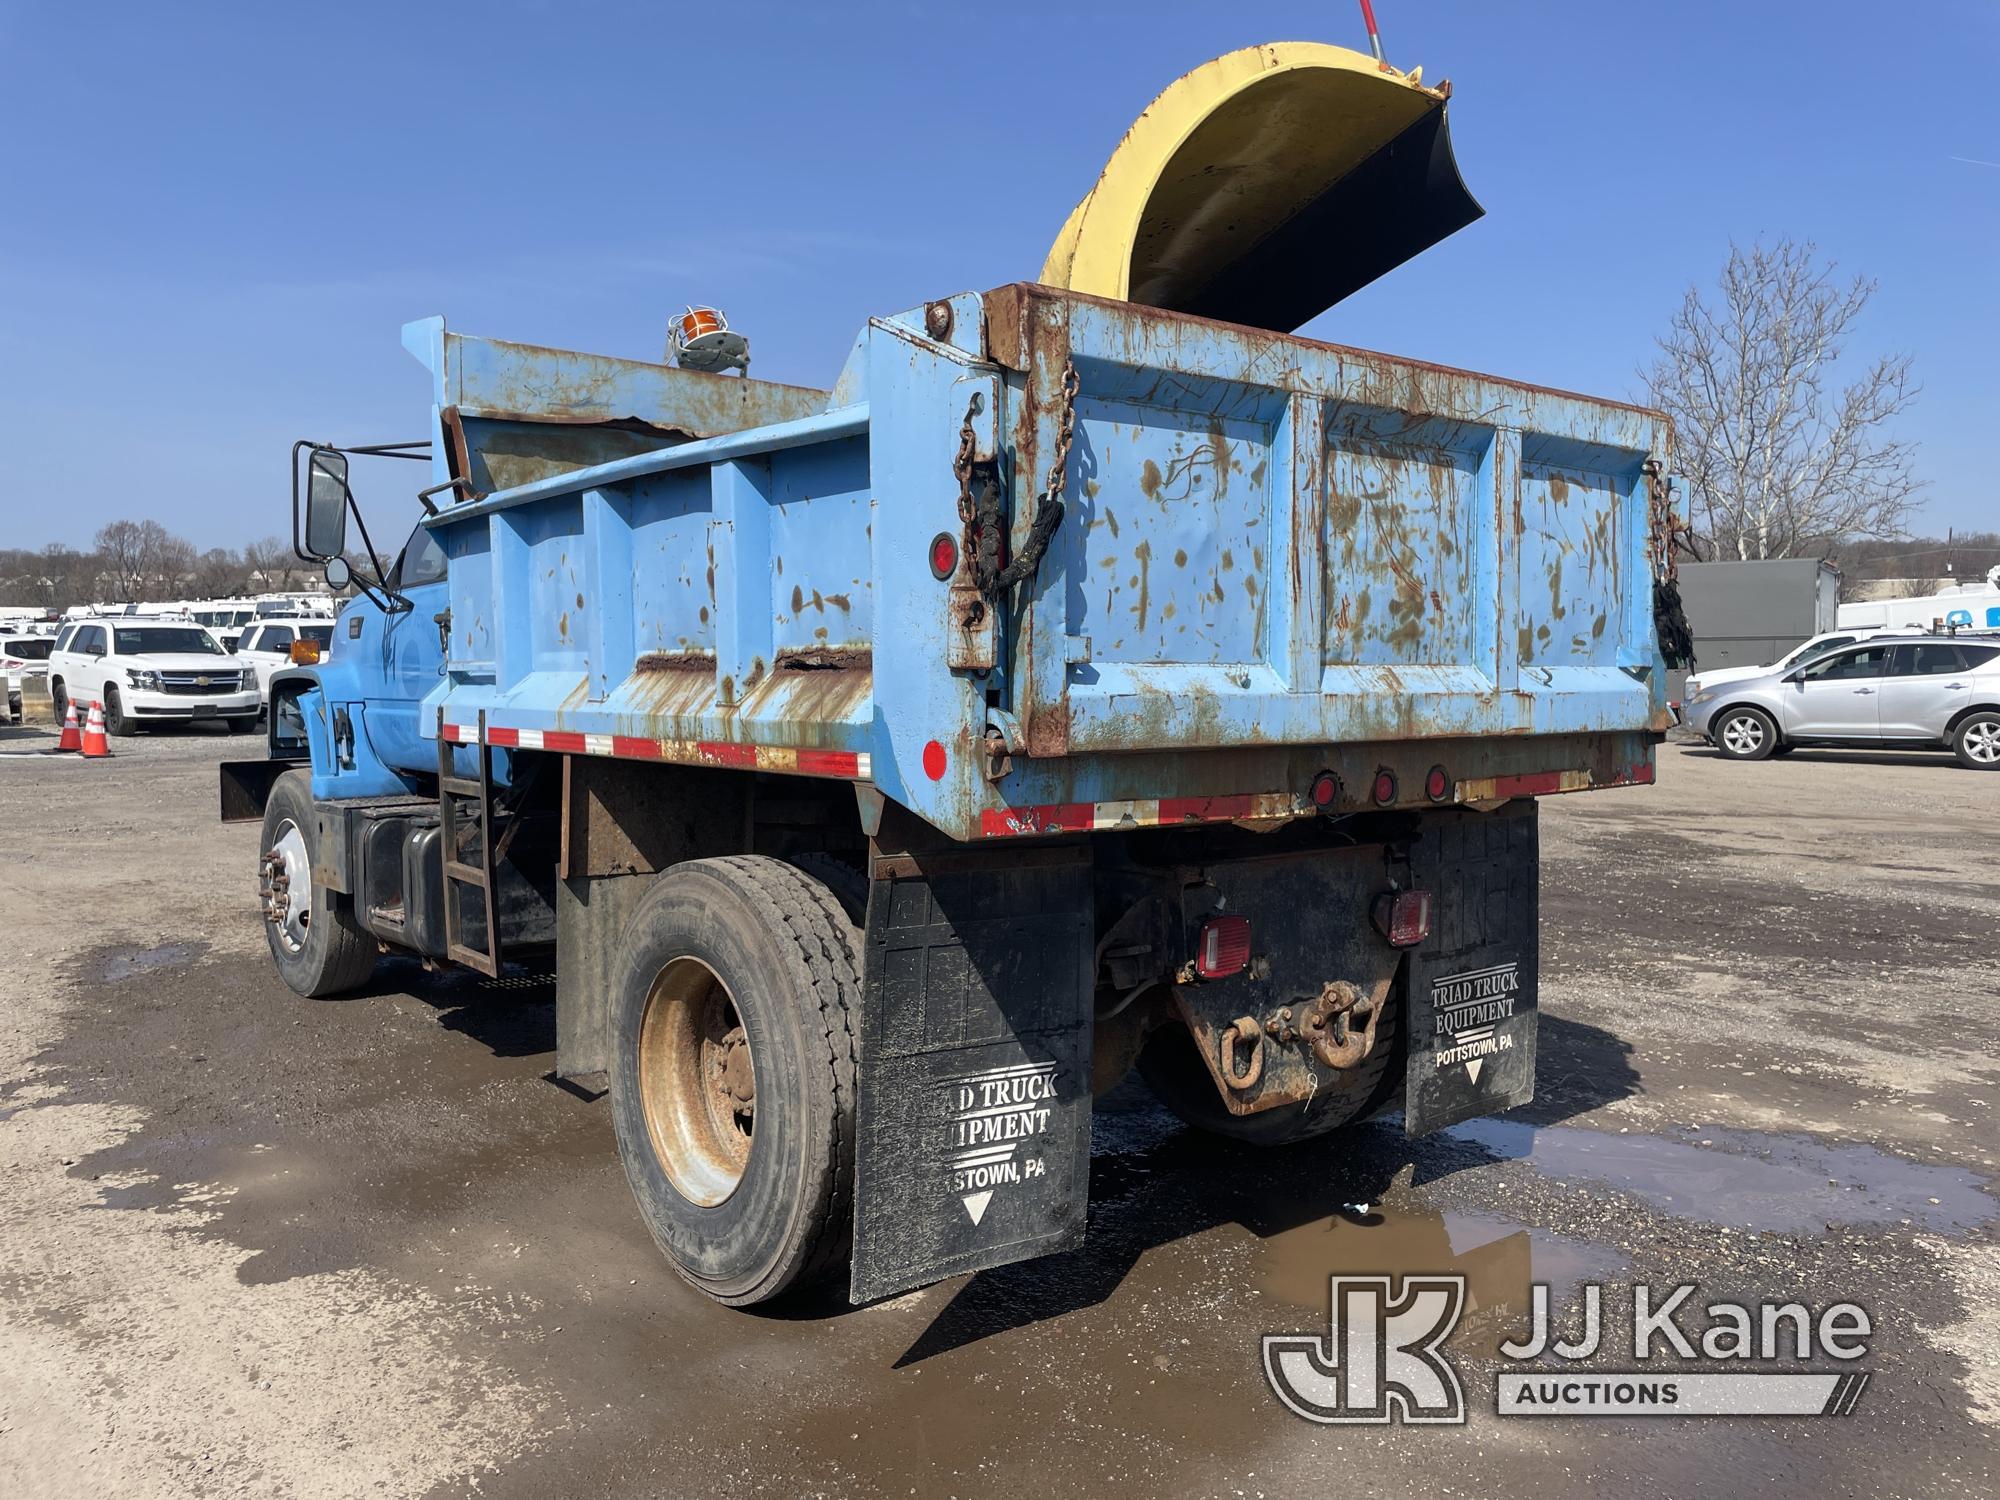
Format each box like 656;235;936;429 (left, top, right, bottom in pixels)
2;1;1994;551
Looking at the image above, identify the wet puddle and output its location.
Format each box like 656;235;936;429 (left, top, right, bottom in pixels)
1260;1198;1626;1327
1446;1117;1994;1234
96;941;209;983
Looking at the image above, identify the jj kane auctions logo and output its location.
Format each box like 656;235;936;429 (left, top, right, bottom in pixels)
1265;1277;1873;1422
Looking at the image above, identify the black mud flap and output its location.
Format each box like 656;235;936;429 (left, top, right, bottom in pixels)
849;849;1094;1304
1403;801;1540;1136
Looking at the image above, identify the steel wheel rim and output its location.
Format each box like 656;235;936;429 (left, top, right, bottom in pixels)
1967;721;2000;764
638;956;756;1206
261;819;311;952
1722;714;1764;754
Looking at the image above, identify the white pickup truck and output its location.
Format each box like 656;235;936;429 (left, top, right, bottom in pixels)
48;618;261;735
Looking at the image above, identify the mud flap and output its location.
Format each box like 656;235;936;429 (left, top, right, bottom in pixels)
1403;801;1540;1136
849;850;1094;1304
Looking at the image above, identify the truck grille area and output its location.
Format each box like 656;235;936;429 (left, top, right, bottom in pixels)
160;672;242;695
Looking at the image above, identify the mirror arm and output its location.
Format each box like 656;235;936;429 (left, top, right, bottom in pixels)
344;500;413;613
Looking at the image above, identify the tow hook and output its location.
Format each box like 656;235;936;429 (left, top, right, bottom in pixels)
1218;1015;1265;1090
1297;980;1381;1071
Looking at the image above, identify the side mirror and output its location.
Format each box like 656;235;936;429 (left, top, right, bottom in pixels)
324;556;352;590
1783;671;1804;684
303;448;351;559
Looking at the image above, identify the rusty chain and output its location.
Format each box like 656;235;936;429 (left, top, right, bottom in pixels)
951;359;1080;606
1644;458;1697;668
1643;458;1697;584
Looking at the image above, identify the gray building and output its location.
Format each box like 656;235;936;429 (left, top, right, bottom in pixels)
1671;558;1840;699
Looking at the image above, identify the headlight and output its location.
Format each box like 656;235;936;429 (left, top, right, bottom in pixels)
1687;689;1714;706
125;668;162;691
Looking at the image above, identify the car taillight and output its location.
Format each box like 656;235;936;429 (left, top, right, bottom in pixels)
1372;890;1433;948
1308;770;1340;809
929;531;959;580
1371;769;1397;805
1194;914;1252;979
1425;765;1450;802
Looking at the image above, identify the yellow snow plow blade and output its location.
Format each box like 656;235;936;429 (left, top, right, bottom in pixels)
1042;41;1483;332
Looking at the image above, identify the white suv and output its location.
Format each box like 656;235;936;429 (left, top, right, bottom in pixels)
234;618;336;702
49;619;261;735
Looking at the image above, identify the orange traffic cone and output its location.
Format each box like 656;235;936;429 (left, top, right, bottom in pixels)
80;699;111;758
56;699;82;752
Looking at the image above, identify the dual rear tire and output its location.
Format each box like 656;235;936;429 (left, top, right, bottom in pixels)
608;857;860;1305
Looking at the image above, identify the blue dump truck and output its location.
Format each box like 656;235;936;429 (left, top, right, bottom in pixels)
223;43;1681;1306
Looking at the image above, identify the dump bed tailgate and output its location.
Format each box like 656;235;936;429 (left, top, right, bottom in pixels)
983;285;1667;760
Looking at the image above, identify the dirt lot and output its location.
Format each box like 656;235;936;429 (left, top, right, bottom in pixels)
1;721;1995;1498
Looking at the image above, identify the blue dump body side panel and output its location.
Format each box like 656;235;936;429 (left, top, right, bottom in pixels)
398;285;1670;842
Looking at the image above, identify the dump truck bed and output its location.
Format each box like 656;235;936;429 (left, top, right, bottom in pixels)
409;284;1670;842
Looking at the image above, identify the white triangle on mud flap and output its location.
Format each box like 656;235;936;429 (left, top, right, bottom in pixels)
961;1191;994;1226
1465;1057;1485;1084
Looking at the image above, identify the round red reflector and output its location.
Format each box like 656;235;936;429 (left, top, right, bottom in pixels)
1309;770;1339;808
1371;770;1397;806
928;532;958;580
1425;766;1449;801
922;739;948;780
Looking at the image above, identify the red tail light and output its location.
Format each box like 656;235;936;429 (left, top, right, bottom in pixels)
1425;765;1450;802
1371;769;1397;805
928;532;959;580
1194;914;1252;979
1372;890;1432;948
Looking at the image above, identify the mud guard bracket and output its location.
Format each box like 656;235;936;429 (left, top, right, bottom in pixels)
1403;800;1540;1135
849;847;1094;1304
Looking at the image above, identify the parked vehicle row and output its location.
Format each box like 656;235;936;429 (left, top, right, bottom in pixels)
1680;625;1925;700
234;618;335;697
1684;634;2000;769
47;619;261;735
3;633;51;721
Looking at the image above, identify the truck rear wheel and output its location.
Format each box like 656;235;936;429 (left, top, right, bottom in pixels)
258;770;378;997
608;857;859;1305
1136;988;1401;1145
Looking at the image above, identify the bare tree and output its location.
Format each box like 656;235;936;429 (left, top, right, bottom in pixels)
190;547;246;597
94;519;190;600
153;535;196;597
38;544;102;611
241;534;301;592
1644;239;1922;560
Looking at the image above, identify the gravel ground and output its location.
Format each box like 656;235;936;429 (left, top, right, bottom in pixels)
0;721;1994;1498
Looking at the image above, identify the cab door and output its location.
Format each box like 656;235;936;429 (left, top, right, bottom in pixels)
361;522;450;768
1780;643;1890;739
1877;642;1973;740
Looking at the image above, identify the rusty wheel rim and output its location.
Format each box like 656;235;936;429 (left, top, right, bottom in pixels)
637;956;755;1206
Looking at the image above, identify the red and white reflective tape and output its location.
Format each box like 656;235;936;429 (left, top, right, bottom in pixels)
1453;762;1654;801
438;720;871;781
977;763;1657;839
980;792;1306;839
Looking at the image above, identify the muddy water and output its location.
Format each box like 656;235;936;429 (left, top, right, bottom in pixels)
1258;1201;1627;1328
1447;1117;1995;1234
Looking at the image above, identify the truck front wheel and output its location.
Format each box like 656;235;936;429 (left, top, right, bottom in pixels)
608;857;859;1305
258;770;378;997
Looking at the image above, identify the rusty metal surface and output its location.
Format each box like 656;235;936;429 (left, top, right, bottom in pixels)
400;286;1668;843
1164;842;1404;1117
560;756;748;879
